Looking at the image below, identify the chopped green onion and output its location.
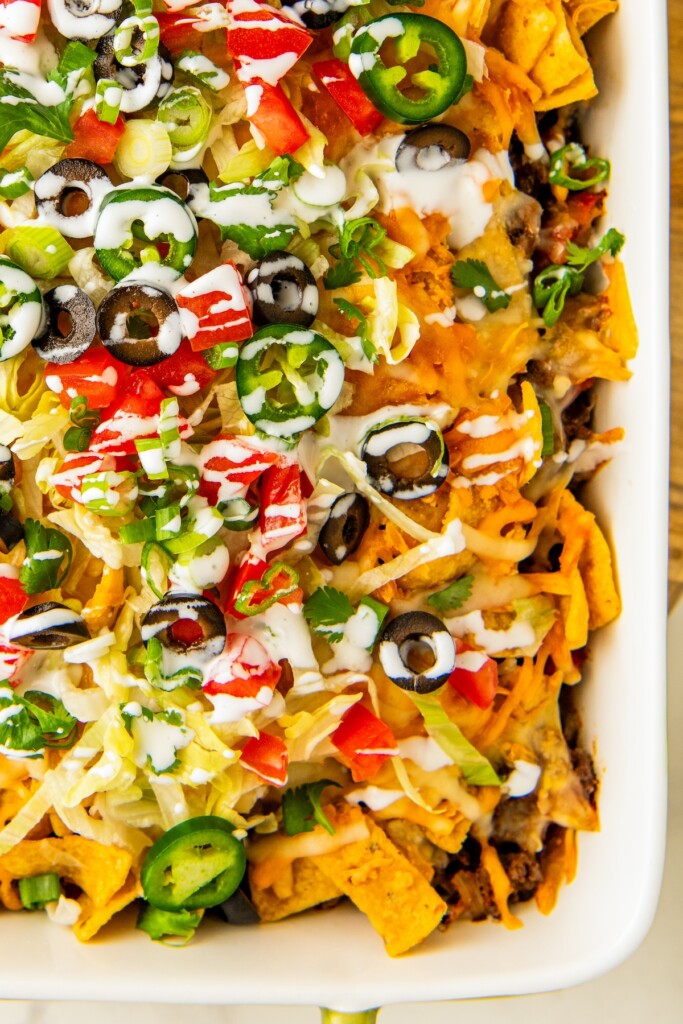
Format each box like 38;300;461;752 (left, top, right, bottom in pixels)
141;541;172;600
63;426;92;453
162;506;223;554
532;265;582;327
177;51;229;93
156;504;182;541
159;397;181;458
95;78;123;125
137;903;201;944
132;0;153;14
114;120;172;180
0;225;74;279
0;492;12;512
19;873;61;910
135;438;168;481
548;142;610;192
538;402;555;456
0;166;33;200
114;15;160;68
81;470;137;517
157;87;212;154
220;497;259;532
120;518;157;544
143;635;202;691
203;342;239;370
70;395;100;432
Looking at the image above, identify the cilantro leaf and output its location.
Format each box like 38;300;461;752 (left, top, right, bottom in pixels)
324;217;387;290
427;575;474;613
323;259;361;290
565;228;625;273
0;68;75;152
282;780;339;836
0;686;77;755
451;259;511;313
533;228;625;327
334;298;377;362
255;155;304;188
19;518;72;596
303;586;354;642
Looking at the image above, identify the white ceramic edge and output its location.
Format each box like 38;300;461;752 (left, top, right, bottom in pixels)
0;0;670;1009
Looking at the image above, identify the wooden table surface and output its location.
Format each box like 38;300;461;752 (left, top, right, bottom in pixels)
670;0;683;604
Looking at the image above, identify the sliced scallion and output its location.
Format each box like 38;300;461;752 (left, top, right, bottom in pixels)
0;225;74;279
157;87;212;155
0;166;33;200
19;873;61;910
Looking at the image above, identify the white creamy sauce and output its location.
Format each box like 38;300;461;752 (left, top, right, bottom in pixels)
94;186;197;252
397;736;454;772
234;603;323;694
345;786;404;812
446;610;536;655
504;760;542;798
129;709;194;775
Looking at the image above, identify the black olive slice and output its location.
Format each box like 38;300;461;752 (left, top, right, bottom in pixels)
141;593;226;664
378;611;455;694
281;0;349;30
395;124;471;174
0;444;15;488
247;251;319;328
0;508;24;554
32;286;96;364
34;158;112;239
319;492;370;565
361;419;449;500
219;886;260;925
97;284;182;366
8;602;90;650
94;36;174;114
157;167;209;205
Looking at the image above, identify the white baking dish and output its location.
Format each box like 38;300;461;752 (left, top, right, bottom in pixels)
0;0;669;1010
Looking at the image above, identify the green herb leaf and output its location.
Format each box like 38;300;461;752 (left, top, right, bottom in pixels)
282;779;340;836
19;518;72;595
0;685;77;755
303;586;355;642
334;298;377;362
54;40;97;79
0;68;75;151
427;575;473;613
451;259;512;313
324;217;387;290
538;401;555;456
564;228;625;273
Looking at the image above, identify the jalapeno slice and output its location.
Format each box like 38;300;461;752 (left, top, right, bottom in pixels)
141;815;246;911
361;418;449;500
94;184;198;282
349;14;466;125
235;324;345;440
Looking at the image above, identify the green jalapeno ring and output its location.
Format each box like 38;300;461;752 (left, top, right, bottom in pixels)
235;323;345;440
548;143;611;192
141;815;246;912
349;14;466;125
94;184;198;283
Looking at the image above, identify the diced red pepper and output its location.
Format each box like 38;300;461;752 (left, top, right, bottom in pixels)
258;462;306;552
65;109;125;165
51;450;122;504
0;0;41;43
203;633;281;698
240;731;288;786
447;639;499;710
0;644;32;685
176;262;253;352
313;59;384;137
0;569;28;624
90;370;191;454
157;11;205;53
227;0;311;86
199;434;278;506
331;703;397;782
146;340;217;395
244;80;309;155
43;348;124;411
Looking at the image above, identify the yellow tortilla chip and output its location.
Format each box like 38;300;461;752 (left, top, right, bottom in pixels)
534;68;598;111
74;871;142;942
559;568;590;650
0;836;132;908
557;491;620;630
530;2;592;96
249;857;342;923
564;0;618;36
311;817;446;956
495;0;559;73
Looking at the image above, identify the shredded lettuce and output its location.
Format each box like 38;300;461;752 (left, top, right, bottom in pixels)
410;693;501;787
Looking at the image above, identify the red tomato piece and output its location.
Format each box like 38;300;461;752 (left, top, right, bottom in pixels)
175;262;253;352
203;633;281;698
0;644;32;685
258;462;306;552
0;0;41;42
90;370;191;454
313;59;383;137
447;639;499;710
227;0;311;86
146;340;217;395
65;109;125;165
240;731;288;786
44;347;123;411
51;450;122;504
157;12;204;53
199;435;278;506
331;703;397;782
0;569;28;624
245;81;309;155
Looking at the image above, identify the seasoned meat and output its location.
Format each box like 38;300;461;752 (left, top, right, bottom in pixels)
571;748;599;807
498;847;543;903
561;386;596;443
501;191;543;258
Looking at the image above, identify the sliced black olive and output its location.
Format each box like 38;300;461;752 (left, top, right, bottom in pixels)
378;611;455;694
395;124;471;174
281;0;350;29
34;158;112;239
94;36;173;114
97;284;182;366
8;602;90;650
361;419;449;501
141;593;226;664
319;492;370;565
0;509;24;554
157;167;209;205
48;0;123;42
219;886;260;925
32;286;96;364
0;444;14;489
247;251;318;328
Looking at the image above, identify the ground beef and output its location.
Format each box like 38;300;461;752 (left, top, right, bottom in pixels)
561;386;596;443
571;747;599;807
498;847;543;903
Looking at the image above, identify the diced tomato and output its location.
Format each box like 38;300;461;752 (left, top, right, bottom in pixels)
331;703;397;783
44;348;124;411
240;731;288;786
258;462;306;552
65;109;125;165
227;0;311;86
0;644;32;685
313;59;383;137
51;450;121;504
90;369;192;454
245;81;310;155
0;568;28;624
146;340;217;395
447;639;499;710
176;262;253;352
203;633;281;698
0;0;41;43
157;11;205;53
199;434;278;506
